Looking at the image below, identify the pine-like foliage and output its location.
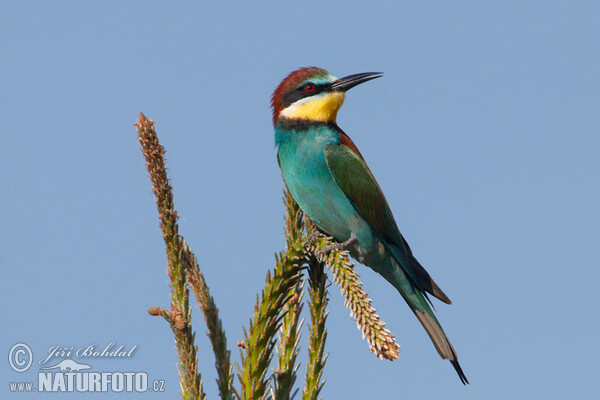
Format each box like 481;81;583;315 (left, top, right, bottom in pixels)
307;233;400;361
136;113;400;400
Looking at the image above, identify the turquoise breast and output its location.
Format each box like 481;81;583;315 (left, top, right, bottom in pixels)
275;121;360;242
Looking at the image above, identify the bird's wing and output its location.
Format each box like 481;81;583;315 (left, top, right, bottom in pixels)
324;143;402;246
323;143;451;304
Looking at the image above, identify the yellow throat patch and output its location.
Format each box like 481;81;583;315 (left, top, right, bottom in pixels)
280;92;345;123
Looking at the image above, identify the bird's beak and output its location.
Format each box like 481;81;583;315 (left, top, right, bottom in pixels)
329;72;383;92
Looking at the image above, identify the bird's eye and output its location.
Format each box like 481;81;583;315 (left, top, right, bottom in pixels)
304;83;315;92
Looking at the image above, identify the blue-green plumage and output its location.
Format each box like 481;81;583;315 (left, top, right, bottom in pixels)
276;121;362;243
276;119;432;314
272;67;468;384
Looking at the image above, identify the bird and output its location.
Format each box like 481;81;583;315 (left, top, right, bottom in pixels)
271;66;468;384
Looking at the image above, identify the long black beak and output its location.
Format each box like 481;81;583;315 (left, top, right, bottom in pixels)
329;72;383;92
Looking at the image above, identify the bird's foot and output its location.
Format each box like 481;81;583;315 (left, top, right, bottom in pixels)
317;233;357;259
304;229;326;250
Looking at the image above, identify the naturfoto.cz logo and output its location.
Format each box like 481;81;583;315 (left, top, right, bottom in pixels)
8;342;165;393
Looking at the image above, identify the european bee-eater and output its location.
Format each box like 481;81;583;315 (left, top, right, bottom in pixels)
272;67;468;384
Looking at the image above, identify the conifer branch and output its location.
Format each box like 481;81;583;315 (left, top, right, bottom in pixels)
136;113;204;400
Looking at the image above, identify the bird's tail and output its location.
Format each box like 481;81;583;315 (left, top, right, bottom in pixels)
411;291;469;384
384;259;469;384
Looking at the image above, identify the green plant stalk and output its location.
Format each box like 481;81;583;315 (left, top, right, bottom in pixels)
184;241;236;400
313;235;401;361
237;191;307;400
302;256;328;400
138;111;400;399
272;279;304;400
272;190;307;400
136;113;204;400
237;246;305;400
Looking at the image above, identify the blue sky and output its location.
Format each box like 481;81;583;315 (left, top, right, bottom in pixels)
2;1;599;398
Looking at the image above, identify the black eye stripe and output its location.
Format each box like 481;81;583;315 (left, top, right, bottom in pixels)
280;83;328;109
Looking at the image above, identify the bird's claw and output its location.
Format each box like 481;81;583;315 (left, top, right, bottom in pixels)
303;229;324;249
316;233;357;259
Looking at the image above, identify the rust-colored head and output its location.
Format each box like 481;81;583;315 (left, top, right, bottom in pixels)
270;67;333;126
271;67;383;126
